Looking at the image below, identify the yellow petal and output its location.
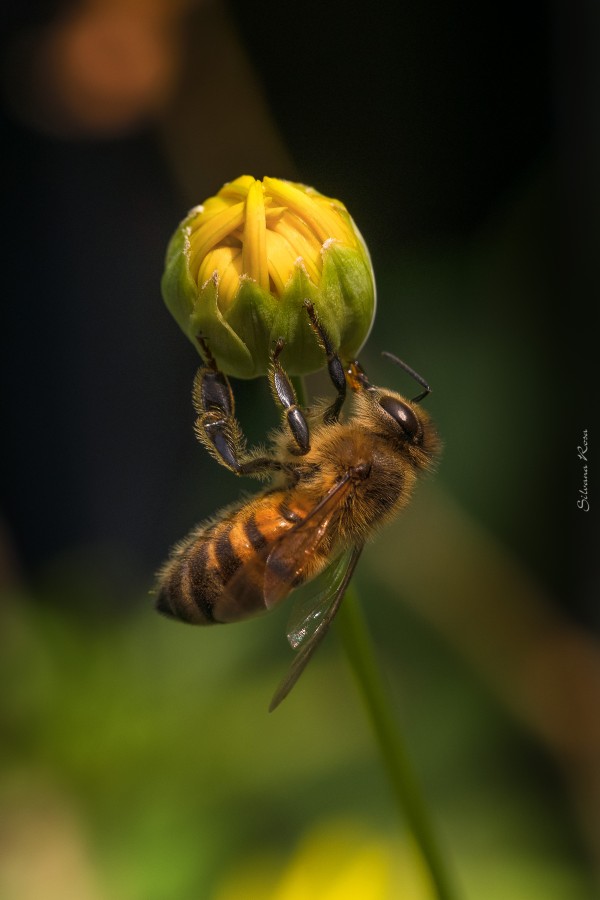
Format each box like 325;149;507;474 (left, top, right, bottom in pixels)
263;178;346;244
198;245;243;307
312;193;357;247
265;230;300;295
272;213;322;284
190;195;230;226
243;180;269;291
219;174;256;201
190;202;245;275
264;205;287;225
218;263;244;310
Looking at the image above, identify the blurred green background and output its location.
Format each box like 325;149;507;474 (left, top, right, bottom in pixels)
1;1;598;898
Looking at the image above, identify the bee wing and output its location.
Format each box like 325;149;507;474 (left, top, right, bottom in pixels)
219;473;353;618
286;549;356;649
269;544;364;712
262;473;354;610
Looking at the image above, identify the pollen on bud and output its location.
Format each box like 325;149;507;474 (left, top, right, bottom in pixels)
161;175;376;378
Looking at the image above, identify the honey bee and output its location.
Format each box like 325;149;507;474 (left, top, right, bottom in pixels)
156;300;440;709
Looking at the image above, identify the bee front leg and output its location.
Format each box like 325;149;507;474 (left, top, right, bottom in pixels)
303;299;347;423
269;338;310;455
193;337;283;479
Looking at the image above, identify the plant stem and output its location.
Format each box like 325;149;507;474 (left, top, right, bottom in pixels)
336;586;458;900
290;375;310;409
291;373;458;900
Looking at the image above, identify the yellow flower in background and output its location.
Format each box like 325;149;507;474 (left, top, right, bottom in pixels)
161;176;376;378
213;818;436;900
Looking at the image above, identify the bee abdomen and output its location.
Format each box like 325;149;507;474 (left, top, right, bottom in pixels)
214;522;244;583
156;529;223;624
155;491;311;626
156;510;271;625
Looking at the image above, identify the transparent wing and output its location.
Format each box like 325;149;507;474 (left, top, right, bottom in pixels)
286;548;356;649
269;544;364;712
220;473;353;617
262;473;354;610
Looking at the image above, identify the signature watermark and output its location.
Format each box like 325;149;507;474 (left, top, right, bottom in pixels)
577;429;589;511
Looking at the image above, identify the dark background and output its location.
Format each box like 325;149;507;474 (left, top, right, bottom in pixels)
1;0;596;622
1;2;599;897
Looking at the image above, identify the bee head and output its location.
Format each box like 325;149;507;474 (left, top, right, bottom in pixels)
363;387;440;471
378;394;422;443
349;353;440;468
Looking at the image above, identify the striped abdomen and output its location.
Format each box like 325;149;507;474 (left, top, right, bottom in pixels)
156;490;326;625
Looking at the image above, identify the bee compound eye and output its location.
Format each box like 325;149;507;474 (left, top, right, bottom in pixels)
379;395;420;439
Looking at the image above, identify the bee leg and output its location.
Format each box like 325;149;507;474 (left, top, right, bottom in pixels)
193;336;283;478
269;338;310;455
347;359;373;393
303;299;347;423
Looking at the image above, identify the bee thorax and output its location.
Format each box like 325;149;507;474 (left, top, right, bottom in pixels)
349;460;372;480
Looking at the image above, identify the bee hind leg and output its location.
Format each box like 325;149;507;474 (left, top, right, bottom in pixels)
303;299;347;423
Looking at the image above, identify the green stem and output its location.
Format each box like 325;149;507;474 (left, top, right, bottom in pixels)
337;586;458;900
291;373;458;900
290;375;310;409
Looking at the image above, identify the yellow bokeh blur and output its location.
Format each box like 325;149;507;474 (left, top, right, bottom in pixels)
213;818;435;900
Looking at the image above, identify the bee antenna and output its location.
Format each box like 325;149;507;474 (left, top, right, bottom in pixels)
381;351;431;403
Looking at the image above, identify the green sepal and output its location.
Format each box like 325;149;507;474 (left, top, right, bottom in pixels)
160;222;196;339
322;243;376;360
190;275;254;378
223;277;277;377
272;263;333;375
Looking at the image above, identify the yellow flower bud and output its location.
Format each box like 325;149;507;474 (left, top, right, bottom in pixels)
162;175;376;377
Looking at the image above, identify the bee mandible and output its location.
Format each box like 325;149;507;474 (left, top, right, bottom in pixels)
156;300;440;709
